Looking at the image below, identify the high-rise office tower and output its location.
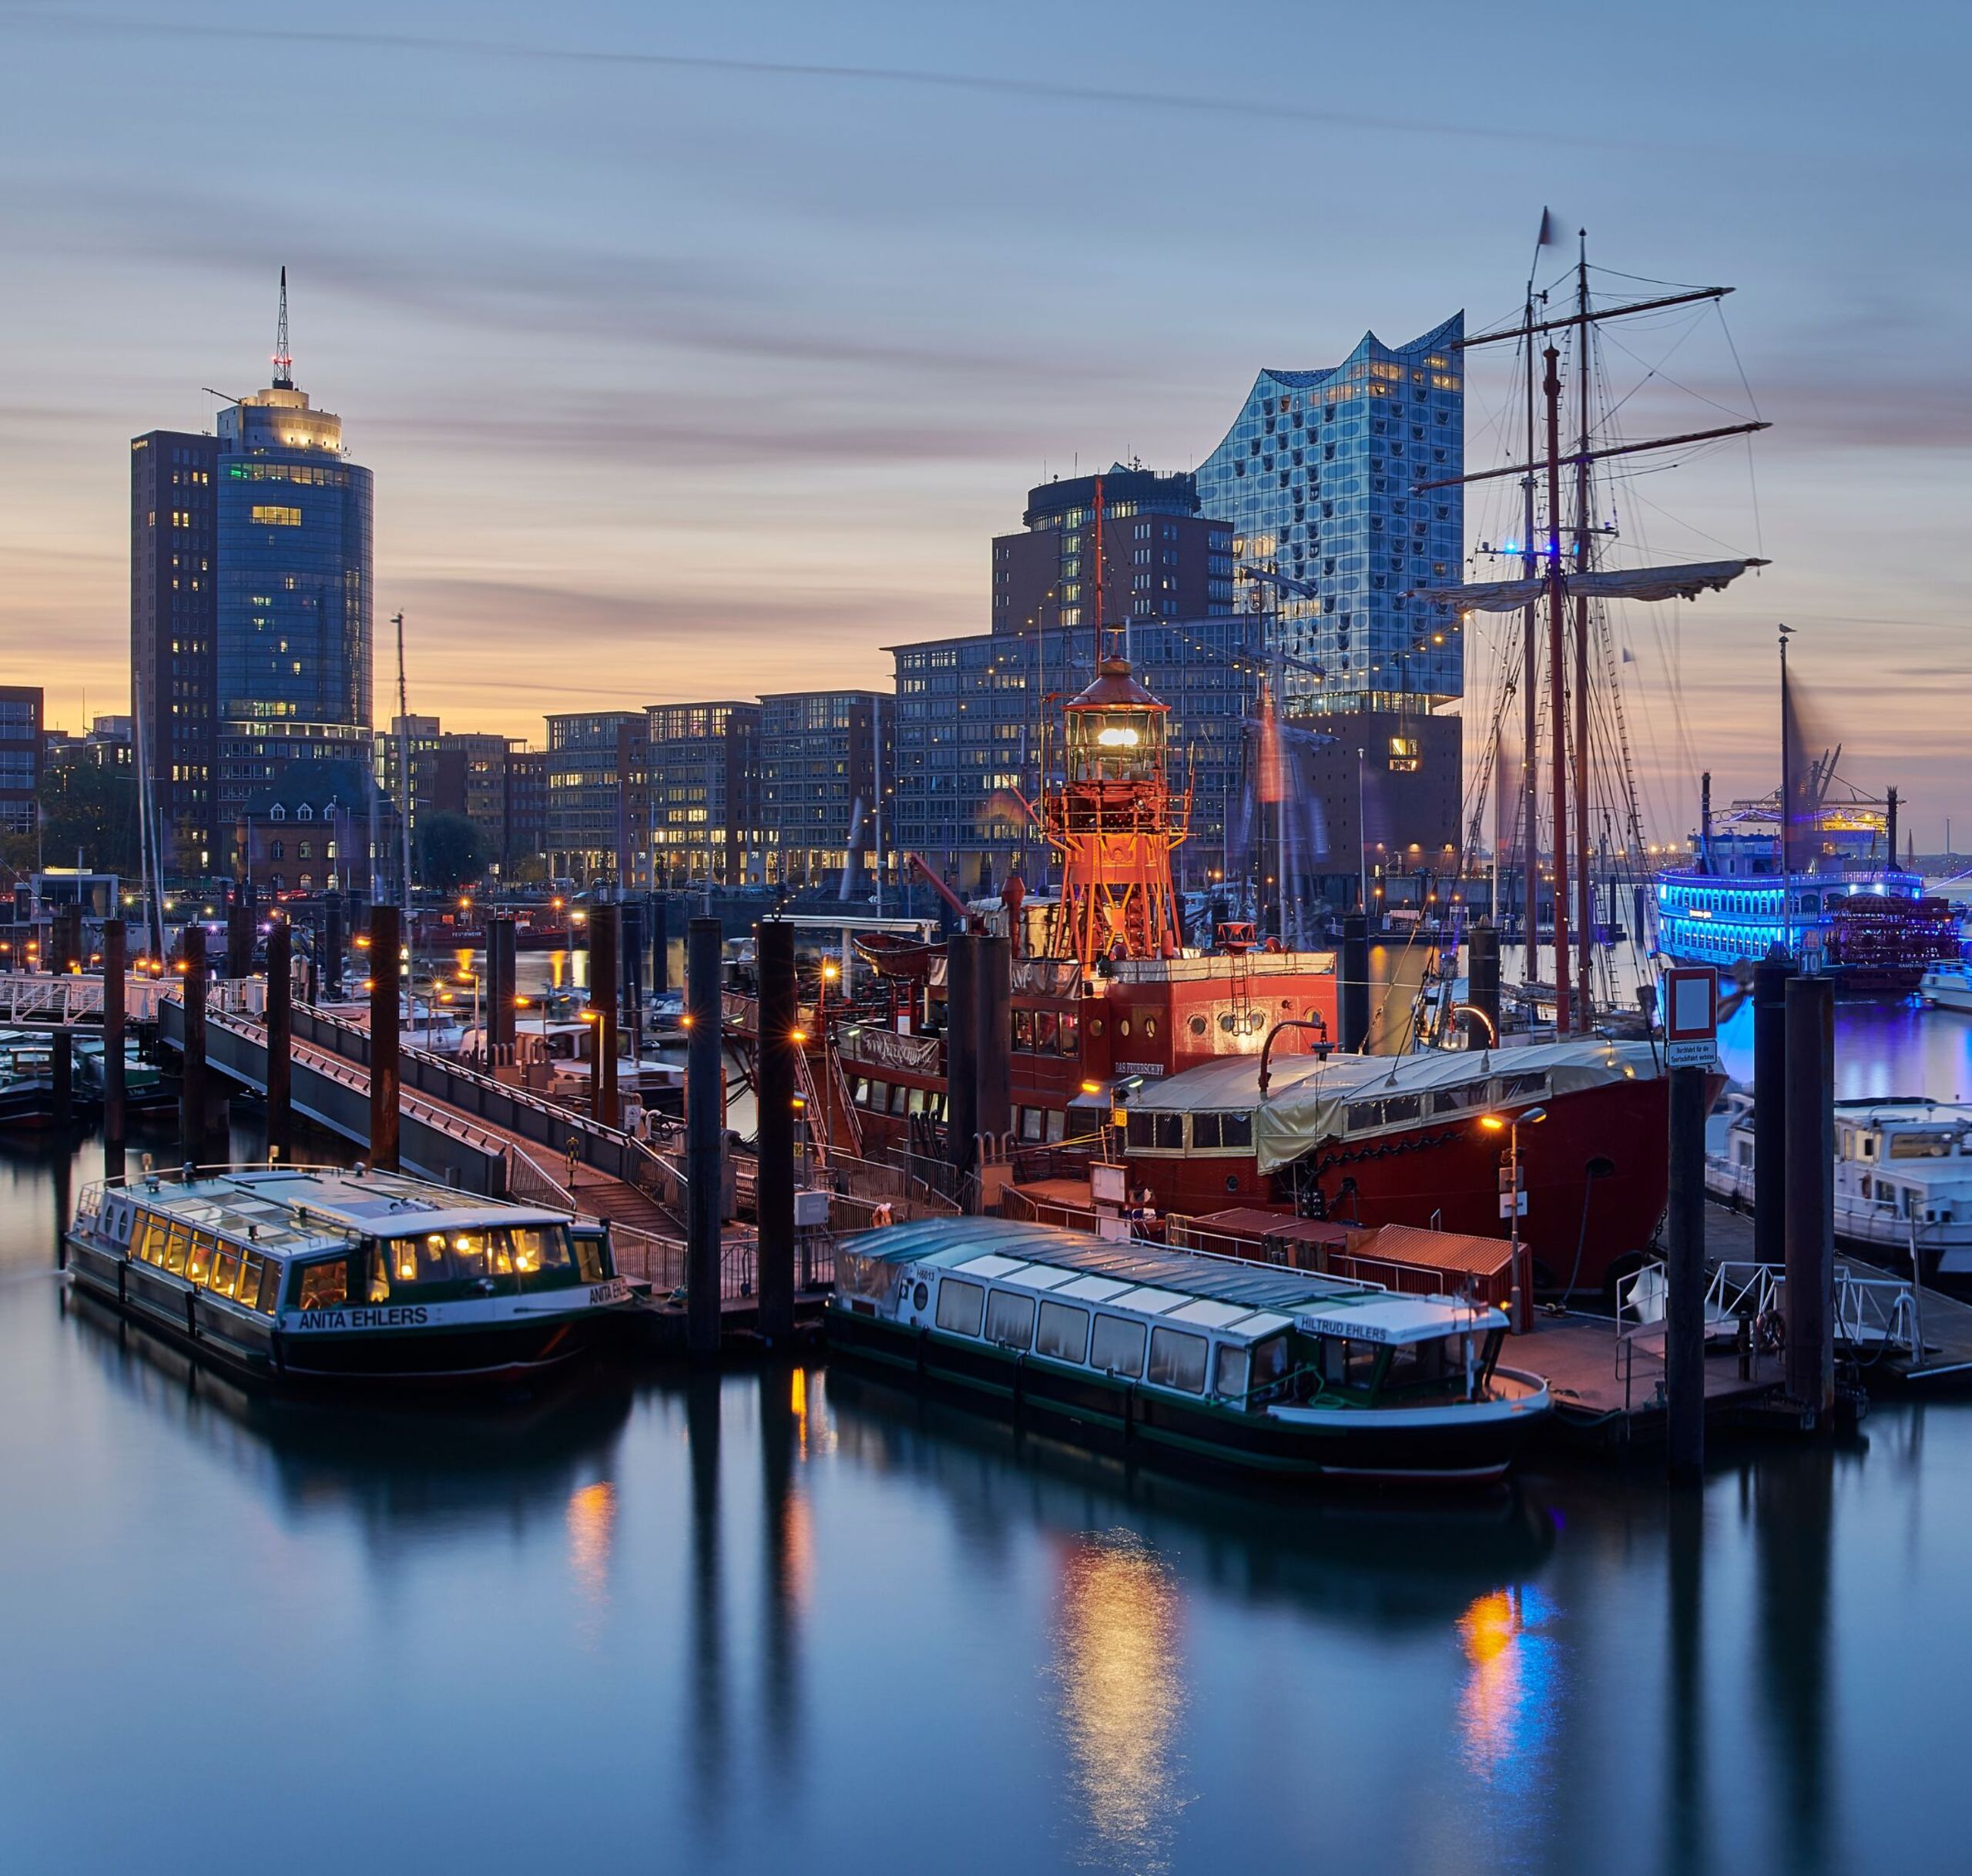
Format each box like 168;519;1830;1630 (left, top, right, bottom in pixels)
991;467;1232;639
132;273;374;878
130;430;220;870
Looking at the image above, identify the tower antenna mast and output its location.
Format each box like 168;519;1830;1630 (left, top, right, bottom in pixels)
273;266;293;389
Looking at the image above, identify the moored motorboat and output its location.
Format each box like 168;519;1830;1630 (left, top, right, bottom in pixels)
829;1217;1548;1485
65;1164;634;1385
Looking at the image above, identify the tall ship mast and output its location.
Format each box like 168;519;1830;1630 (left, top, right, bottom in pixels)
1412;223;1769;1035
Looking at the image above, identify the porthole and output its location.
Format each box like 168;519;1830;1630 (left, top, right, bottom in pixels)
1118;1018;1132;1038
1089;1017;1105;1037
1282;997;1293;1009
1189;1014;1209;1037
1224;1174;1239;1193
1143;1018;1157;1039
912;1281;929;1311
1218;1012;1237;1033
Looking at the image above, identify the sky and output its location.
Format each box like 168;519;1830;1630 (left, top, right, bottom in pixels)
1;0;1967;845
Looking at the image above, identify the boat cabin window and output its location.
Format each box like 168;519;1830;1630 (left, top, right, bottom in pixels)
573;1229;609;1284
1147;1326;1209;1394
1089;1313;1147;1379
1496;1073;1548;1102
1890;1132;1954;1160
160;1222;190;1276
380;1227;581;1295
934;1278;986;1337
238;1251;280;1312
297;1258;349;1312
1036;1299;1090;1363
1433;1083;1489;1115
1216;1342;1250;1400
183;1234;216;1286
1380;1334;1464;1394
1192;1112;1253;1151
209;1248;241;1299
984;1290;1036;1351
1125;1113;1184;1152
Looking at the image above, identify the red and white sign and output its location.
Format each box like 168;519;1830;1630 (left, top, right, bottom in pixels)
1663;966;1719;1067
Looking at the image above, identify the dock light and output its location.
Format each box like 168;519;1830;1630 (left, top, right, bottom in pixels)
571;911;587;926
1096;725;1141;749
790;1028;809;1045
354;934;371;950
458;896;471;910
514;996;530;1009
822;962;839;981
579;1009;599;1022
791;1094;807;1111
1081;1080;1102;1096
679;1013;694;1030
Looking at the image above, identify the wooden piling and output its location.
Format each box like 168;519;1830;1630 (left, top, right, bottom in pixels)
686;916;725;1356
179;923;208;1157
1665;1062;1709;1481
590;903;619;1129
1784;973;1836;1420
975;933;1012;1154
1467;918;1501;1044
226;889;254;980
1753;948;1793;1271
488;916;517;1050
324;891;345;1000
1340;913;1370;1053
368;905;401;1172
756;917;797;1345
945;934;979;1207
102;918;126;1175
52;1028;73;1127
265;920;293;1155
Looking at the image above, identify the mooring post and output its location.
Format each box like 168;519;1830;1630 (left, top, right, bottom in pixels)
490;916;517;1051
179;923;208;1158
226;886;254;980
1467;917;1501;1044
1753;947;1793;1268
52;1027;74;1127
944;933;979;1208
324;890;345;1000
756;918;797;1345
1784;973;1836;1422
102;917;126;1178
975;933;1012;1165
651;895;669;997
1340;912;1371;1053
266;919;293;1157
622;896;645;1076
587;906;619;1127
686;915;725;1356
368;905;401;1172
1666;1061;1709;1482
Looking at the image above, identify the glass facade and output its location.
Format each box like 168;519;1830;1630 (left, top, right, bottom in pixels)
1195;316;1464;715
646;702;761;888
760;691;887;890
545;712;645;884
212;382;373;837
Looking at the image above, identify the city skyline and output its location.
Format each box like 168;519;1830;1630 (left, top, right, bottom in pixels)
2;1;1967;843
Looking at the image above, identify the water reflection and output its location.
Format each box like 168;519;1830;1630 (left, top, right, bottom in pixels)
1052;1531;1186;1873
565;1479;616;1635
1455;1583;1559;1789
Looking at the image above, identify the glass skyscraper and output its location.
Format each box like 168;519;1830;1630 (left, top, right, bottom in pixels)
1195;316;1464;715
211;363;374;832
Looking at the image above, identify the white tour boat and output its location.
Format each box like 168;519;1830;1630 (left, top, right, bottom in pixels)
66;1164;633;1383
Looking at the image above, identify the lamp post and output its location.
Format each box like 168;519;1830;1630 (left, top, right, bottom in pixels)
1481;1104;1548;1334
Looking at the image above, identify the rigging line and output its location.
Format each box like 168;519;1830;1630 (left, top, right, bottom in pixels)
1715;305;1764;420
1590;312;1716;432
1622;484;1757;561
1599;327;1755;425
1587;263;1714;293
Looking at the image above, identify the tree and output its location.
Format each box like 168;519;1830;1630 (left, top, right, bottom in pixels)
37;757;139;877
417;811;488;892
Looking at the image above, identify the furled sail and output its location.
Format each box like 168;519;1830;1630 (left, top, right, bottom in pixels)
1407;557;1769;614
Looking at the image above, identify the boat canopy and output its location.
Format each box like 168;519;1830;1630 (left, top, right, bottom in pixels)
840;1216;1504;1343
1125;1039;1663;1174
1408;557;1767;615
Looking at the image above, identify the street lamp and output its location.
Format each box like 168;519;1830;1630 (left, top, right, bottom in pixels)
1480;1105;1548;1334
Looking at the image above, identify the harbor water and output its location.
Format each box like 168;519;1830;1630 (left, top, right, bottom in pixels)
5;1074;1972;1874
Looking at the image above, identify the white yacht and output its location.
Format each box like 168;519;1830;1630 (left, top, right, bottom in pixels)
1707;1091;1972;1275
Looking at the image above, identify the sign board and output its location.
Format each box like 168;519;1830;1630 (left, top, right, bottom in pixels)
1090;1162;1129;1206
1663;965;1719;1067
1498;1191;1528;1219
